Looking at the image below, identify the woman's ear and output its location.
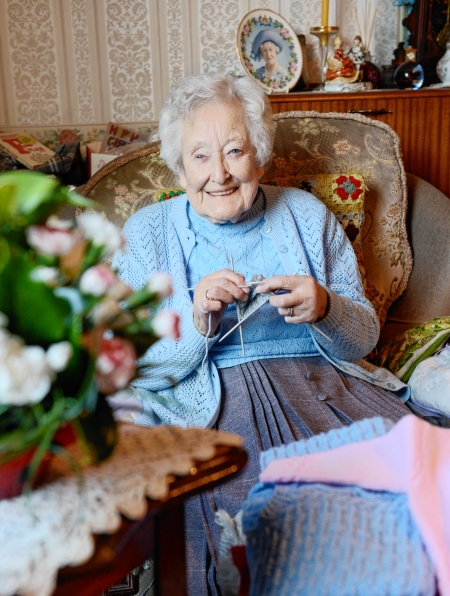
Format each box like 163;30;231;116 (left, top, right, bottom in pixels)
255;164;265;180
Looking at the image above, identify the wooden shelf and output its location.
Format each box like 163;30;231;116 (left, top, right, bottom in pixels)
269;88;450;199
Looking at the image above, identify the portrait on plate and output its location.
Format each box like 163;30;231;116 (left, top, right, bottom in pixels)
236;9;302;93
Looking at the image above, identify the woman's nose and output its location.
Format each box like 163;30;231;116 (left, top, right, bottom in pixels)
210;154;230;185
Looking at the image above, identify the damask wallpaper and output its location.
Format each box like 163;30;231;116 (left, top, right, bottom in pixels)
0;0;399;127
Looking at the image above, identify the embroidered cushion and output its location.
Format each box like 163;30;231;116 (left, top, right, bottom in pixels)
371;317;450;383
263;170;367;286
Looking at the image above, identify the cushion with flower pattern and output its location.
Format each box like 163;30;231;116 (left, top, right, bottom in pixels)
264;170;367;287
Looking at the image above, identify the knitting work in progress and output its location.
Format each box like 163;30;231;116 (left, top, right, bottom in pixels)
241;417;437;596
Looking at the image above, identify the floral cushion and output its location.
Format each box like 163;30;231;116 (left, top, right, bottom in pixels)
371;317;450;383
264;171;367;286
261;112;412;326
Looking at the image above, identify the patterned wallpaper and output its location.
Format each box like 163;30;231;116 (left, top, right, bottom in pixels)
0;0;400;127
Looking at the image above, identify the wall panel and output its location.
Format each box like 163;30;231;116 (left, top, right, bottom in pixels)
0;0;399;127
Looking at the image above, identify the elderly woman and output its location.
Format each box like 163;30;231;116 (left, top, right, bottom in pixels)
252;29;290;86
113;73;410;595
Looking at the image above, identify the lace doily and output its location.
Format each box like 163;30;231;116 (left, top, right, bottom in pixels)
0;424;243;596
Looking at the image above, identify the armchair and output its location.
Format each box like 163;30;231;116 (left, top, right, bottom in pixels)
80;110;450;349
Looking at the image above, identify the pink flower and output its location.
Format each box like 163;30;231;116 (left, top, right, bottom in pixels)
80;263;117;296
333;139;351;155
95;336;136;394
115;185;128;196
27;224;80;256
147;273;173;298
77;212;124;255
152;311;180;340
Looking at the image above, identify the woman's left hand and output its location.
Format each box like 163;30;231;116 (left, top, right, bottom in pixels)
256;274;328;323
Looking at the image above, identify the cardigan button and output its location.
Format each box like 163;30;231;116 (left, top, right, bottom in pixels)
279;245;288;253
262;223;272;234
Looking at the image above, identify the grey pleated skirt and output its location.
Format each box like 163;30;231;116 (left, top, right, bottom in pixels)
185;356;411;596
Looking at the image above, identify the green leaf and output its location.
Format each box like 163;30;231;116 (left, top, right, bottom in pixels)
0;248;70;343
0;171;99;230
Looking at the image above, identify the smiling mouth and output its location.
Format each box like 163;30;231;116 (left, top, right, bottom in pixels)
207;188;237;197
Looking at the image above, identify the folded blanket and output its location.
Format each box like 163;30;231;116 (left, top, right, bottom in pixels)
261;415;449;595
241;417;435;596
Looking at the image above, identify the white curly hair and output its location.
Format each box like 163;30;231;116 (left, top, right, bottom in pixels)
158;73;276;174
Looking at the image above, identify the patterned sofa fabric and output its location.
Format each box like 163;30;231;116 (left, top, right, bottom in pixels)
81;111;412;329
262;111;412;327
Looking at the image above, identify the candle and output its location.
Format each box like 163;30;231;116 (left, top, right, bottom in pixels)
321;0;329;27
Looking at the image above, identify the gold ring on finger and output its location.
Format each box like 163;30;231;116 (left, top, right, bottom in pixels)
289;307;294;317
205;288;213;300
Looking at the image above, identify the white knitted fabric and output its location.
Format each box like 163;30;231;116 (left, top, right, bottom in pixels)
113;185;409;428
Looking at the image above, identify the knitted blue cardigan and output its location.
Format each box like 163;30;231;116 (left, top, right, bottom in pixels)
113;185;409;428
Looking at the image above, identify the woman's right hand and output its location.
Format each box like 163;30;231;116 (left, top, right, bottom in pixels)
193;269;250;336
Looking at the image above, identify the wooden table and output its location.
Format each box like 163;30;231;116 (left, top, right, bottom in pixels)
52;444;247;596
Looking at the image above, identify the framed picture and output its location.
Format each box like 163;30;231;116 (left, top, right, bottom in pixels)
236;9;302;93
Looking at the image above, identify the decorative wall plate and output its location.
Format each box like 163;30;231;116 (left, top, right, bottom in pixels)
236;9;302;93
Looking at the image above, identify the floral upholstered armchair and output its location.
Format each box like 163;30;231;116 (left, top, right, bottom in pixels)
80;110;450;351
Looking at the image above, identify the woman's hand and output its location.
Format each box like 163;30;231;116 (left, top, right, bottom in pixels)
256;274;328;324
193;269;250;336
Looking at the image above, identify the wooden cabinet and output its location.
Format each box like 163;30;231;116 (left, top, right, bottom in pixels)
269;88;450;199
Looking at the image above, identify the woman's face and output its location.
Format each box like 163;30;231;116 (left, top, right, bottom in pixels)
178;100;264;224
260;41;278;66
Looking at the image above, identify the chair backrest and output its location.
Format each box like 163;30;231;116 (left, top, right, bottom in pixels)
81;111;413;328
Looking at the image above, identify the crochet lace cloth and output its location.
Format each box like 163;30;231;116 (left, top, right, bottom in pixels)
0;424;242;596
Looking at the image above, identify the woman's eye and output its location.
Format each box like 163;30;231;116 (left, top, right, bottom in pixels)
195;154;206;160
229;148;242;155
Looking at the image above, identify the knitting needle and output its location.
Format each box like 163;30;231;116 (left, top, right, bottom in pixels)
187;281;261;290
229;252;246;359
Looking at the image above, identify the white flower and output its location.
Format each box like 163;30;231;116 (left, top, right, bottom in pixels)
80;263;117;296
46;341;73;372
26;225;80;256
45;216;73;230
31;266;59;287
151;310;180;340
0;330;73;406
78;212;124;255
147;273;173;298
0;330;53;405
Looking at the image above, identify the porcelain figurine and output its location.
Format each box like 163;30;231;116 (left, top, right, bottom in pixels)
326;36;359;84
347;36;367;64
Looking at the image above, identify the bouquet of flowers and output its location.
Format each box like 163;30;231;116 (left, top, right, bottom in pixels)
0;170;180;490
